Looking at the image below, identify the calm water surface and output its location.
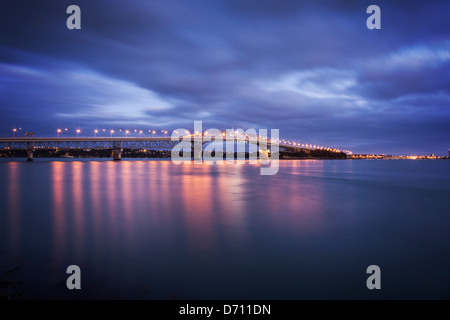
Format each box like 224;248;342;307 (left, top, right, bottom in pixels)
0;159;449;299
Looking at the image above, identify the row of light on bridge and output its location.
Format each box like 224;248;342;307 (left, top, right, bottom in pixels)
12;128;170;137
12;128;352;154
58;129;169;137
175;130;352;154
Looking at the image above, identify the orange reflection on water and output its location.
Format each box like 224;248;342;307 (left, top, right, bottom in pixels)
145;161;160;228
120;160;137;252
45;159;332;268
51;161;67;263
149;161;164;218
105;161;119;255
89;160;104;270
214;164;247;248
181;163;215;254
71;161;86;258
159;160;171;218
263;160;327;234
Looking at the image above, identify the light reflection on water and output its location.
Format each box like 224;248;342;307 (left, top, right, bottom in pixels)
7;162;20;252
0;159;450;299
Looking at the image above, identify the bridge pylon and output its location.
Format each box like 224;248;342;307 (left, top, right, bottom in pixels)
191;141;203;162
26;142;34;162
112;145;122;161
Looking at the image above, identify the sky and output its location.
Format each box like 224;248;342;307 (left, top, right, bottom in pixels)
0;0;449;155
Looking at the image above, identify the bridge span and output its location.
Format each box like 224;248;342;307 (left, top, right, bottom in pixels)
0;136;297;161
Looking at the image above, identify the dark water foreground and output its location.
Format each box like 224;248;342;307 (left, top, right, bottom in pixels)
0;159;449;299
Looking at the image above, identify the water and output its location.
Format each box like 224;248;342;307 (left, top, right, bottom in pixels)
0;158;449;299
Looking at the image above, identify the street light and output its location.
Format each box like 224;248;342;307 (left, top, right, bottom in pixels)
57;129;61;137
139;130;143;137
110;130;114;137
76;129;81;137
13;128;17;137
125;130;129;137
94;129;98;137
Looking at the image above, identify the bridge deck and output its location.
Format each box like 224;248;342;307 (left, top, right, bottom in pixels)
0;136;286;150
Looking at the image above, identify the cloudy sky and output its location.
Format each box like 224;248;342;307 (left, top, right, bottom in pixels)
0;0;449;155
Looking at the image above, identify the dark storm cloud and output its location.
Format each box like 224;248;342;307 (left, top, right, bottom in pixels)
0;0;449;155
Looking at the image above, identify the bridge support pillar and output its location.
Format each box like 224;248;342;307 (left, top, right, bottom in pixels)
112;147;122;161
191;142;203;162
27;149;34;162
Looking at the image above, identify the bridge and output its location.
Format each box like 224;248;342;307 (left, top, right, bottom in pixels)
0;136;346;161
